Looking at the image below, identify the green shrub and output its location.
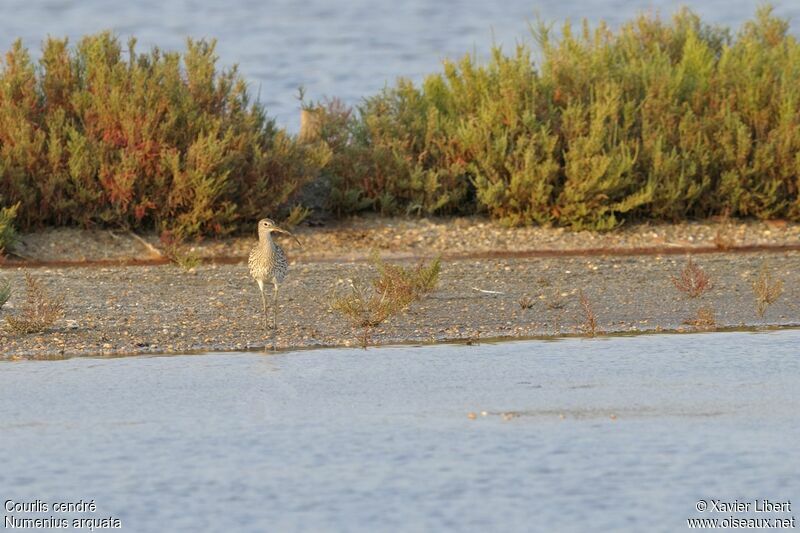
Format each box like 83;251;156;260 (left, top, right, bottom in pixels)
0;33;329;237
0;278;10;309
317;6;800;229
4;8;799;234
0;200;19;254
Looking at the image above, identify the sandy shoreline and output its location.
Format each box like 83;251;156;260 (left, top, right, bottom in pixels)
7;215;800;264
1;217;799;358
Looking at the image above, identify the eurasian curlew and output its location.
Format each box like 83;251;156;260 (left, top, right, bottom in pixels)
248;218;300;349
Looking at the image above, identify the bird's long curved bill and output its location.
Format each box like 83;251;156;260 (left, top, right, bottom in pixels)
275;227;302;247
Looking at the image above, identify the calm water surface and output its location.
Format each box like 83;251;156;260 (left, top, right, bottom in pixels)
0;1;797;129
1;330;798;532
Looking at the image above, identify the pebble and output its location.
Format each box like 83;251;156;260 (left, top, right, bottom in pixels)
2;220;799;359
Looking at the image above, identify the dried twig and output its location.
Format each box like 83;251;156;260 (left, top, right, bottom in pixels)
472;287;504;295
128;230;163;258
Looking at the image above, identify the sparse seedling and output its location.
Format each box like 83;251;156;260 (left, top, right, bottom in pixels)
579;289;598;337
671;256;713;298
411;256;442;295
683;306;716;329
0;278;10;310
518;295;534;309
371;253;441;307
752;262;783;318
160;231;201;271
330;281;401;348
372;268;417;311
5;273;64;334
331;254;441;348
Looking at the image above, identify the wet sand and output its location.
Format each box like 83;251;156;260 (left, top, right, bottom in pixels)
1;234;799;357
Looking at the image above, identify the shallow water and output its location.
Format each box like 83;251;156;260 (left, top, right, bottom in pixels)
1;330;798;532
0;1;797;129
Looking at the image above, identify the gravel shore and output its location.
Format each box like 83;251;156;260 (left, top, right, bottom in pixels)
9;215;800;264
1;223;799;358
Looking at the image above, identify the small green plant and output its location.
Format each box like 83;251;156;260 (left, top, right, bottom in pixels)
160;231;201;270
579;289;598;337
413;256;442;295
330;280;402;348
0;278;10;309
5;273;64;334
672;257;713;298
0;202;20;256
371;253;441;305
753;262;783;318
331;254;441;348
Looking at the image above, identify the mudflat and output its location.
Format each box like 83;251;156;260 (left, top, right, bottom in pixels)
1;217;798;358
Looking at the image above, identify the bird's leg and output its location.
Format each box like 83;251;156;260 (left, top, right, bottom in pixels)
271;283;279;350
259;284;269;335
